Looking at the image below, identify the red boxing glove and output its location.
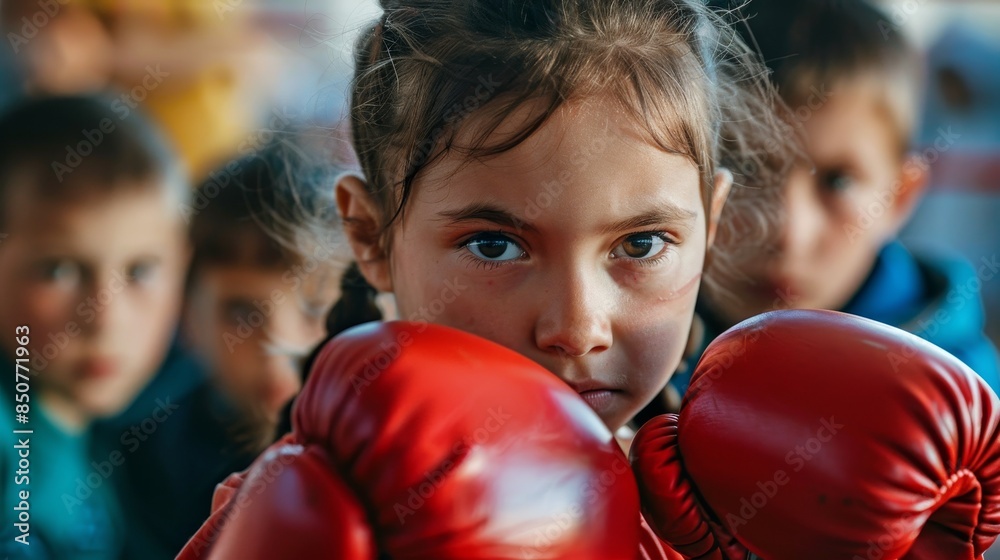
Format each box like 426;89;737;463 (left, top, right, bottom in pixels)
631;309;1000;560
179;321;641;559
179;439;377;559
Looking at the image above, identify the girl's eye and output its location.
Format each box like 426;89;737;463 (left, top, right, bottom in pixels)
612;233;670;260
464;233;525;262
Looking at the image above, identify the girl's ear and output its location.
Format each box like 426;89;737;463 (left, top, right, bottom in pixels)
706;168;733;249
335;174;393;293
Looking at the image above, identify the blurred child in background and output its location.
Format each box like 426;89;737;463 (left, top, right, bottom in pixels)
655;0;1000;412
0;96;189;559
105;138;344;559
184;139;343;440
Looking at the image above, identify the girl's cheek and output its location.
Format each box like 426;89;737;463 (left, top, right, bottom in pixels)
622;278;698;343
615;313;688;425
618;265;701;376
615;235;706;288
633;271;703;307
429;275;522;340
672;271;702;301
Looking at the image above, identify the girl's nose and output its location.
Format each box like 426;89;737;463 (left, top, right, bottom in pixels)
533;268;613;357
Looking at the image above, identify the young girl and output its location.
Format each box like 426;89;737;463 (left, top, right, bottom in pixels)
178;6;1000;558
176;3;812;557
318;0;794;436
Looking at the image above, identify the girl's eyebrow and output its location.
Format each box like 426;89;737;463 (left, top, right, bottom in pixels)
437;201;697;235
436;203;538;233
599;204;698;235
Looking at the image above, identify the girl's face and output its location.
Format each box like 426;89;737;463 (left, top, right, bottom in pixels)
340;97;729;431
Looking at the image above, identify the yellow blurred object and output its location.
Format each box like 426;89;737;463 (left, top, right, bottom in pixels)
74;0;255;182
141;67;247;183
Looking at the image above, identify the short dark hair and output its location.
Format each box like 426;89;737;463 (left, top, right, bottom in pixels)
187;136;340;279
0;95;186;229
720;0;922;154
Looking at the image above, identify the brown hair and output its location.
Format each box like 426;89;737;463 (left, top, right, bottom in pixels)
722;0;922;155
191;136;354;449
276;0;800;440
0;95;187;229
187;137;338;281
327;0;796;326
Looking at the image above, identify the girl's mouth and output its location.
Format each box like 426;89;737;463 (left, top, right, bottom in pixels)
578;389;619;414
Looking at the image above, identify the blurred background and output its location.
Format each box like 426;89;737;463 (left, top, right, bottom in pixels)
0;0;385;176
882;1;1000;349
0;0;998;558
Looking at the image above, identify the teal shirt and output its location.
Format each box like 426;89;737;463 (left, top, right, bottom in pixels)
0;378;124;560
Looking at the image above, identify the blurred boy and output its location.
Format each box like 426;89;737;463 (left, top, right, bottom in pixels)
666;0;1000;403
184;141;342;437
107;140;344;559
0;96;189;559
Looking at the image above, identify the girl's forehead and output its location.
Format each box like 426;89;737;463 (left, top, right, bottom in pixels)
452;94;671;156
411;104;705;234
442;95;687;178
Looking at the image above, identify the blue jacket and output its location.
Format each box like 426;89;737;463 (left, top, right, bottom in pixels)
664;242;1000;404
841;241;1000;394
